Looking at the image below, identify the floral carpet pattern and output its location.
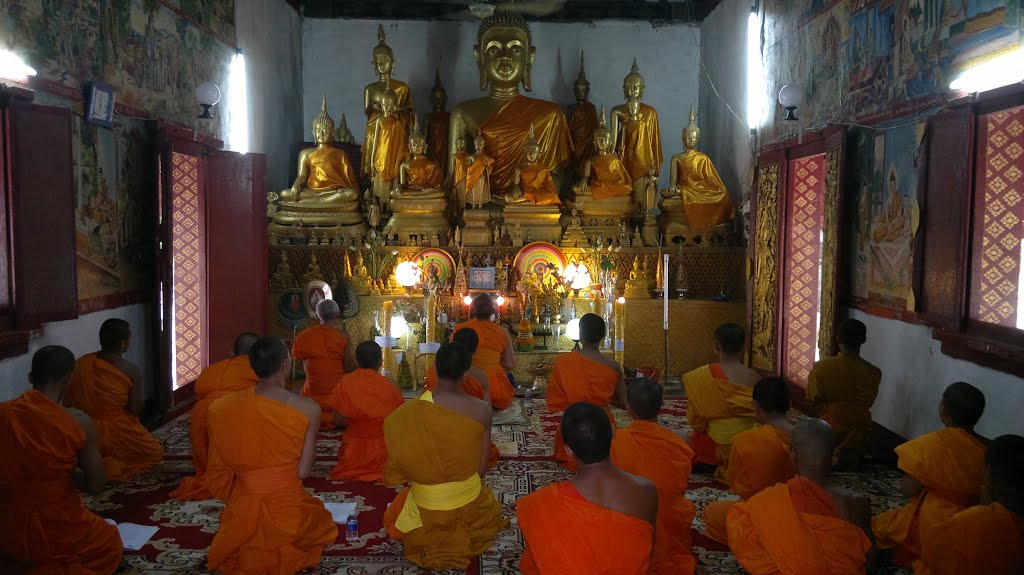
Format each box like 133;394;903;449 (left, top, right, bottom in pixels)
76;398;910;574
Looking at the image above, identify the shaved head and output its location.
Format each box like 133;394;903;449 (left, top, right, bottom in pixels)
627;378;663;420
29;346;76;388
469;293;494;318
316;298;341;323
233;332;259;356
791;418;836;474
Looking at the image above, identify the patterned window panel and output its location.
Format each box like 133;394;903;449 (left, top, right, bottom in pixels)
170;152;206;390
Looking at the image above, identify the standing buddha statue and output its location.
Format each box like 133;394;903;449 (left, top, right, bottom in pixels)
449;118;472;216
611;60;662;199
448;9;573;198
507;126;561;206
662;106;734;230
426;69;450;175
465;130;495;208
567;52;597;179
362;24;415;176
576;107;632;201
367;89;410;212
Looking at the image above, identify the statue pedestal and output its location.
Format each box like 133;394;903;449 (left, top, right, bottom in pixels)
573;195;635;240
641;216;659;247
661;198;731;246
462;208;493;246
269;199;367;240
502;204;563;244
384;196;449;243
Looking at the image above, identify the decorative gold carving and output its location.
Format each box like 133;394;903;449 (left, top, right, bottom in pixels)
817;149;841;359
751;164;780;372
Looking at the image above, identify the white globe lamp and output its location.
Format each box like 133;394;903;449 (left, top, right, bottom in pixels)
778;84;803;121
195;82;222;119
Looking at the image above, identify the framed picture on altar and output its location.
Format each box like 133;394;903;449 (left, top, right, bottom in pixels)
469;267;495;290
85;82;116;128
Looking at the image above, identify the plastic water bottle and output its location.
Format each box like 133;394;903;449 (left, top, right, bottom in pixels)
346;514;359;542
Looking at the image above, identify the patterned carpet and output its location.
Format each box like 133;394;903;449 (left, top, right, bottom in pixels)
78;398;911;574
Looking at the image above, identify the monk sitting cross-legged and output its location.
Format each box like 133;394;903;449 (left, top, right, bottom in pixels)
548;313;626;472
171;332;260;500
918;434;1024;575
451;293;516;409
682;322;758;481
425;328;500;469
292;299;356;429
328;340;404;482
205;336;337;574
518;402;659;574
704;377;796;544
382;342;508;570
0;346;123;574
807;319;881;469
65;318;163;482
872;381;988;569
726;418;875;575
610;379;697;575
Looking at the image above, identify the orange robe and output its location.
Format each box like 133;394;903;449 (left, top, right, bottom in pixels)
404;156;443;189
292;325;348;429
206;388;338;574
480;94;573;196
366;115;409;180
66;353;163;481
423;366;499;469
610;420;697;575
518;163;561;205
328;368;404;482
451;319;514;409
588;153;633;200
728;476;872;575
518;481;654;575
171;355;258;500
426;109;450;173
0;390;123;573
807;355;881;455
382;393;508;570
568;101;598;177
682;363;755;477
619;103;662;181
304;145;357;191
465;153;495;205
918;502;1024;575
362;80;415;175
547;351;620;471
872;427;986;568
673;151;735;229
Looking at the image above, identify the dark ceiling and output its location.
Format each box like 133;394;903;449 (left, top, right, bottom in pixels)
297;1;723;23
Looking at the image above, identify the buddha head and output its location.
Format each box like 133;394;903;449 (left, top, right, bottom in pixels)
683;106;700;150
381;90;398;116
454;132;467;153
593;106;612;153
524;125;540;163
474;130;486;154
475;9;535;92
409;120;427;156
312;97;336;144
372;24;395;79
627;96;641;120
430;69;447;111
623;59;645;100
573;52;590;103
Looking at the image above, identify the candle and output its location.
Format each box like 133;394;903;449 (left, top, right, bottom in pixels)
382;300;395;376
663;254;669;330
614;297;625;364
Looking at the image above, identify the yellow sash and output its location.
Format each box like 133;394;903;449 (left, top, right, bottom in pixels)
708;416;757;445
395;390;483;533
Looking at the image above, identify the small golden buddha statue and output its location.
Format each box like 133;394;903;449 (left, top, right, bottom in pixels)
465;130;495;208
448;9;573;196
663;106;735;230
367;89;410;211
362;24;415;175
507;126;561;206
396;121;444;199
426;69;450;175
567;52;598;179
623;255;651;299
385;118;450;242
575;107;633;202
336;113;355;144
350;253;373;296
610;60;663;195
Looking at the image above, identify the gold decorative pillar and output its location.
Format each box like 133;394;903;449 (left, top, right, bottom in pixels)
817;149;841;359
751;164;780;372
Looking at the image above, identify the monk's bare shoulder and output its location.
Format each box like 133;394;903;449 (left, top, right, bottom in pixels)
66;406;98;438
289;393;320;417
828;483;871;524
468;366;490;387
111;357;143;384
597;354;623;375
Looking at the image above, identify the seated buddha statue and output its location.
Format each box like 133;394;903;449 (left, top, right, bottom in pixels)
465;131;495;209
426;70;450;176
575;108;633;203
367;89;410;212
506;126;561;206
395;123;444;199
448;9;573;198
362;24;415;176
610;60;663;199
662;106;735;231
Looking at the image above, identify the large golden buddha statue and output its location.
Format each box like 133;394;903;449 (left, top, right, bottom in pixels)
611;60;662;197
662;106;734;231
567;52;597;179
448;9;573;198
386;121;448;238
367;90;410;211
425;70;450;175
362;24;415;175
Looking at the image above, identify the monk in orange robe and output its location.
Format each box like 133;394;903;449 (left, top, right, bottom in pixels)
682;322;758;480
452;294;515;409
519;402;658;574
0;346;123;573
171;332;260;500
873;381;988;569
807;319;882;469
479;94;572;197
918;434;1024;575
206;337;337;574
382;343;508;571
328;341;404;482
704;377;796;543
292;299;356;429
610;379;697;575
65;318;163;482
727;418;875;575
548;313;625;472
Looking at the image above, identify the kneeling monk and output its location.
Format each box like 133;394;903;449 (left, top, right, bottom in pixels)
206;337;337;574
0;346;123;573
292;299;356;429
548;313;625;471
452;294;515;409
383;342;507;570
611;379;697;575
65;318;163;481
328;340;404;482
519;402;658;574
727;418;875;574
171;332;260;500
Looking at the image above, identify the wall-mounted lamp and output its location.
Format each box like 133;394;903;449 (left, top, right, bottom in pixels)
0;49;36;84
778;84;803;122
195;81;221;119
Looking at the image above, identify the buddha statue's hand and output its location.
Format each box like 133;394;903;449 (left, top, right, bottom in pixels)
390;189;403;200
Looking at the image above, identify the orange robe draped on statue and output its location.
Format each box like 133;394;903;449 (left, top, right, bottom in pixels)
205;388;337;574
872;427;986;568
610;420;697;575
518;163;561;205
426;109;450;173
918;502;1024;575
366;115;409;181
727;476;872;575
362;80;415;175
673;151;735;230
405;156;443;189
328;368;404;482
619;103;662;181
424;366;499;469
171;355;258;500
292;325;348;429
382;392;508;571
305;146;358;191
807;355;881;455
568;101;597;177
66;353;163;482
682;363;755;477
518;481;654;575
451;320;514;409
588;153;633;201
480;95;573;196
547;351;620;471
0;390;123;574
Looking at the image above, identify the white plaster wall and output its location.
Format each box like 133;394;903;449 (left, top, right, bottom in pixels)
301;18;701;190
0;304;155;403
